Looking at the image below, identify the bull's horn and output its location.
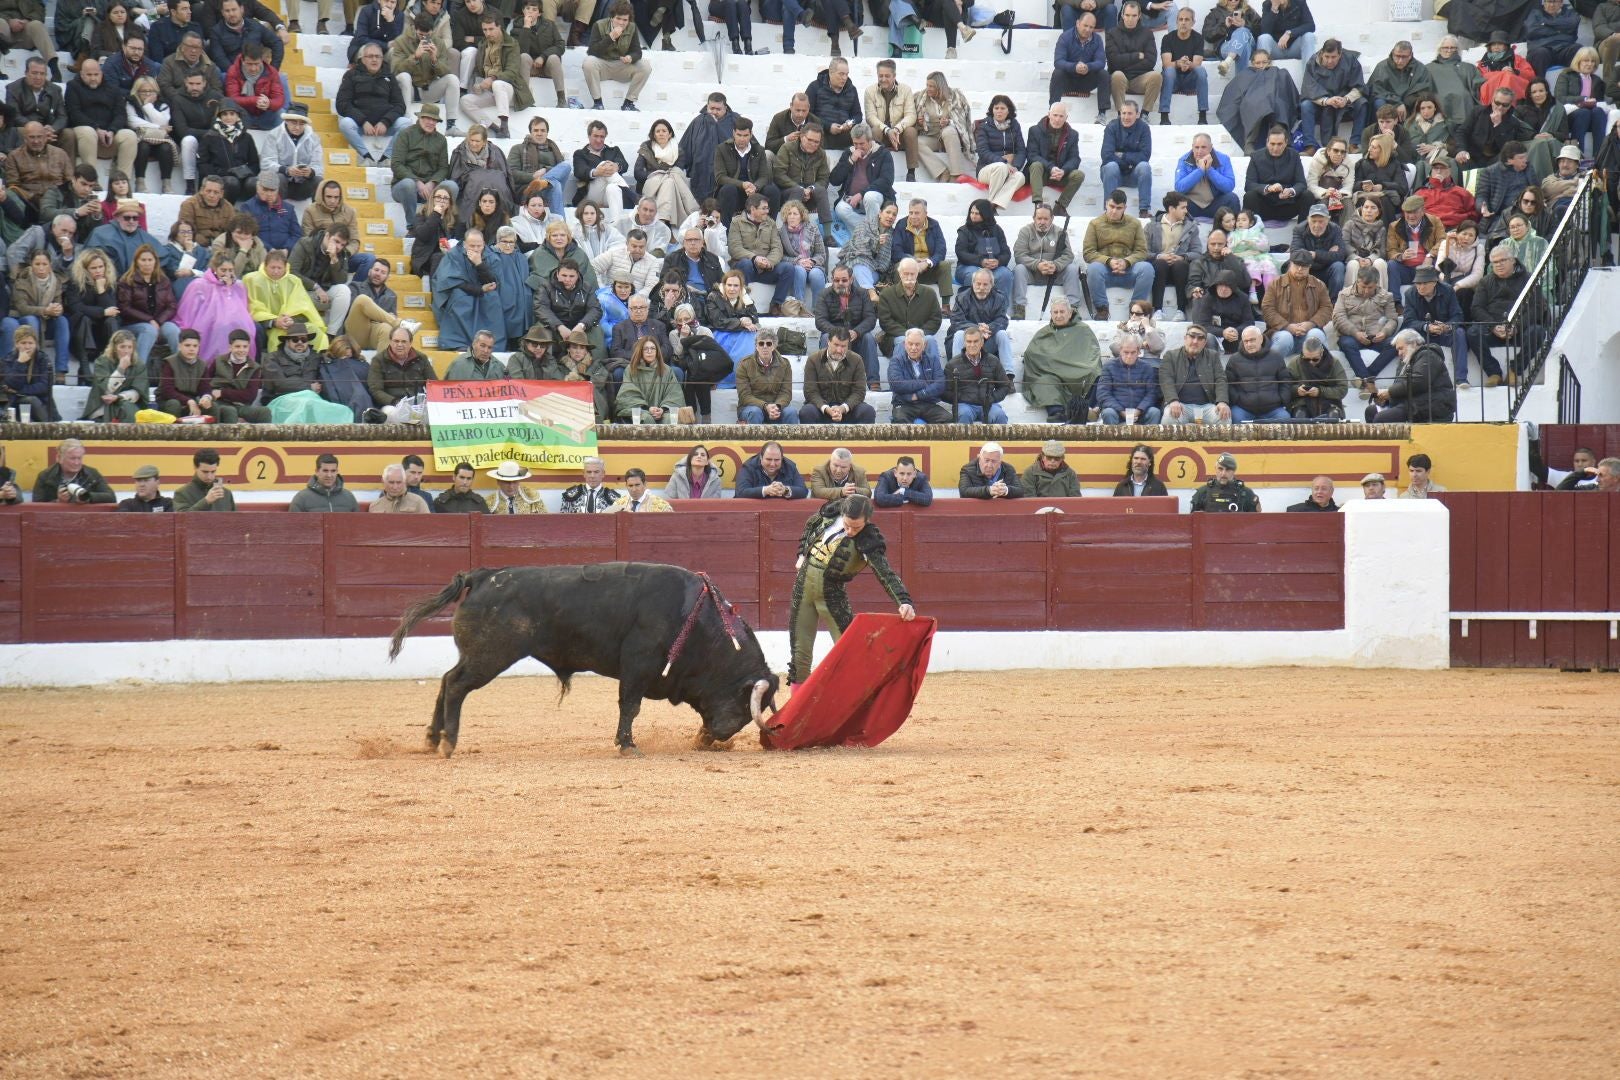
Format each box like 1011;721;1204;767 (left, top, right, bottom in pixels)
750;679;769;727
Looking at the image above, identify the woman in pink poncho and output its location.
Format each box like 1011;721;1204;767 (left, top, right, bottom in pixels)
176;251;257;360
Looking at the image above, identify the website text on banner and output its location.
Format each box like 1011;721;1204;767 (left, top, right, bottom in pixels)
426;381;598;472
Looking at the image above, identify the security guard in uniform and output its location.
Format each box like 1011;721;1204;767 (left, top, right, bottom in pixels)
1189;452;1260;512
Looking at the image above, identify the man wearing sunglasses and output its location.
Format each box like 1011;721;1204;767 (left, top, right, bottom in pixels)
261;320;322;404
85;197;179;276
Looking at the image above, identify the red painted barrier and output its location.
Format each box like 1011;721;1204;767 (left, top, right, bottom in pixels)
324;515;473;637
20;513;176;642
0;514;19;642
0;509;1347;643
1437;492;1620;669
176;514;325;639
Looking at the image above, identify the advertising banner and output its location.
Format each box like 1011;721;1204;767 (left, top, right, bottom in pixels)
425;380;596;472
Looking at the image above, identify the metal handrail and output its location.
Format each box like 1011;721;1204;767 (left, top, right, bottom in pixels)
1503;173;1606;421
1504;174;1589;326
1557;353;1582;425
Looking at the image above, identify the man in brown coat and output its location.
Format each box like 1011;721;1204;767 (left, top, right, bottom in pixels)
808;447;872;501
178;176;236;245
798;330;876;424
1261;250;1334;358
3;121;72;208
734;327;793;424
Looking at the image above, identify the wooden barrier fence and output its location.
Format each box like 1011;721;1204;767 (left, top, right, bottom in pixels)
1437;492;1620;670
0;506;1345;643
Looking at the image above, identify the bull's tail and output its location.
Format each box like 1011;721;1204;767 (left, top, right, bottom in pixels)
389;570;477;661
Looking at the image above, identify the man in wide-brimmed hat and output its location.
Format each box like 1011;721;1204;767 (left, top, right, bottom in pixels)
506;323;555;379
487;460;547;514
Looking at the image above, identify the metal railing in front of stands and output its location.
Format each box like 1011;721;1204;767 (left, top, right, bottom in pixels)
1504;173;1609;421
1557;353;1582;425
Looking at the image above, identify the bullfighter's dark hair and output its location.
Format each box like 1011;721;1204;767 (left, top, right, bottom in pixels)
841;494;874;521
624;468;647;482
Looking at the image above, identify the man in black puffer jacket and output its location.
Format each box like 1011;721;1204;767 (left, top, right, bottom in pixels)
1225;326;1296;420
1467;246;1541;386
805;60;860;150
532;260;602;345
335;43;409;165
167;72;220;195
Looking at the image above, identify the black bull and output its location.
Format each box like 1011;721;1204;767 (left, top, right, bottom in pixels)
389;563;780;756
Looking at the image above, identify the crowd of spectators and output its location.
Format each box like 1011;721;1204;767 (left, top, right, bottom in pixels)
23;436;1615;514
0;0;1611;432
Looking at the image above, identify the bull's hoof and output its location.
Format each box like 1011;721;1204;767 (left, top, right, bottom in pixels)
694;732;733;751
618;743;644;758
424;731;441;751
439;739;455;759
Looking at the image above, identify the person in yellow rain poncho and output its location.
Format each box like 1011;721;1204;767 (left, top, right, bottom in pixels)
243;248;329;353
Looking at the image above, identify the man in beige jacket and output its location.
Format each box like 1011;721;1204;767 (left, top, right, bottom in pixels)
370;463;432;513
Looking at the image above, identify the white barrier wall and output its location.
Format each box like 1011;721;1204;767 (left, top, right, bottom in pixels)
0;503;1449;689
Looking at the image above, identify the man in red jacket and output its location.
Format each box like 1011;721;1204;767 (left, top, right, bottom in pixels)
224;42;285;130
1416;157;1478;228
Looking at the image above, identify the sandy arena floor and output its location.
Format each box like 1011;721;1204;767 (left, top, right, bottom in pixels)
3;668;1618;1080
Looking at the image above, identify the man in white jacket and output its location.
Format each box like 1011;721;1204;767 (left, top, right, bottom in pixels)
260;102;324;201
592;228;664;297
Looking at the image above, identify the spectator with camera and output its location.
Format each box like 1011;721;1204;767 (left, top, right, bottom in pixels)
172;449;238;511
1285;335;1350;419
33;437;115;504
